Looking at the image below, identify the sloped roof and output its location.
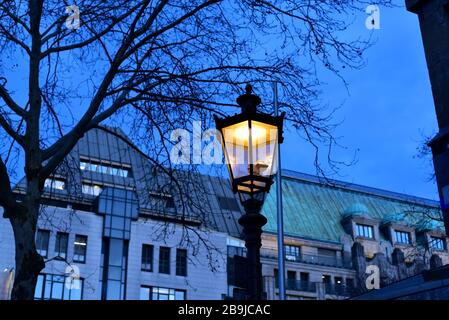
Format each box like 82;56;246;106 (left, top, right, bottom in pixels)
261;170;442;243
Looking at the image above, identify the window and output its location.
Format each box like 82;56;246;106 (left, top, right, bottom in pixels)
430;237;445;250
149;192;175;210
44;178;65;191
82;183;103;196
34;274;83;300
335;276;343;286
394;230;411;244
346;278;354;288
300;272;309;283
317;248;338;265
217;196;240;212
36;229;50;258
322;275;331;284
140;286;185;300
299;272;310;291
102;238;128;300
159;247;170;274
74;235;88;263
166;197;175;209
176;249;187;276
80;158;131;178
141;244;154;272
227;245;246;257
55;232;69;260
284;245;301;262
287;271;296;290
355;224;374;239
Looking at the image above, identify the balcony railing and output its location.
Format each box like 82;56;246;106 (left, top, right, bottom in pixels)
275;280;316;293
260;248;352;269
325;283;355;297
274;279;355;297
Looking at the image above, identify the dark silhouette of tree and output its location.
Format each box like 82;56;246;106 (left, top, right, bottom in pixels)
0;0;393;299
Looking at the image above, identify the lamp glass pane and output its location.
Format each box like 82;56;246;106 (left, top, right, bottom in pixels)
222;120;279;180
222;121;250;179
251;121;278;177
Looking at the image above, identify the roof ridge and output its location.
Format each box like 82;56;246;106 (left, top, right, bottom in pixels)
281;169;440;208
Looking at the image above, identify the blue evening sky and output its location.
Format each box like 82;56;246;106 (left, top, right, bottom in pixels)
3;4;440;201
280;5;439;201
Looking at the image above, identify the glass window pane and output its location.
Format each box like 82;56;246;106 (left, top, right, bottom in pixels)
159;247;170;274
109;239;123;266
142;245;153;272
106;280;121;300
356;224;374;239
176;249;187;276
68;279;82;300
51;280;64;300
55;232;68;259
35;274;44;299
36;230;50;258
140;287;150;300
74;235;87;263
175;290;185;300
44;276;53;299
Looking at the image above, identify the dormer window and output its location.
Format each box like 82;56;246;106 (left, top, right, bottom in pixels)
82;183;103;196
44;178;66;191
394;230;411;245
149;191;175;209
355;224;374;239
430;237;445;251
80;157;132;178
284;245;301;262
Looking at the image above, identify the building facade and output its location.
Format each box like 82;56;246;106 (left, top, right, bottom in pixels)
0;127;447;300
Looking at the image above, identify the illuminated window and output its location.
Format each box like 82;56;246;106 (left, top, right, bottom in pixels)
44;178;65;191
74;235;87;263
82;183;103;196
394;230;411;244
355;224;374;239
284;245;301;262
335;276;343;285
80;158;131;178
322;275;331;285
430;237;445;250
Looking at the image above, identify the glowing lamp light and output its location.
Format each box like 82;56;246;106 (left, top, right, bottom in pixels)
214;85;285;203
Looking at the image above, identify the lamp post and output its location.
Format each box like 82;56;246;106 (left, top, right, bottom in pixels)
214;84;285;300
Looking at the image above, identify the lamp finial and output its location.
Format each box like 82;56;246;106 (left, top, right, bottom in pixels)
237;83;261;112
245;84;253;95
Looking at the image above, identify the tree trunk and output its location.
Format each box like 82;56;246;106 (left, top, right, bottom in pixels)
8;201;45;300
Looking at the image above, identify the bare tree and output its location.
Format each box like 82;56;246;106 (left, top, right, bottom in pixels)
0;0;394;299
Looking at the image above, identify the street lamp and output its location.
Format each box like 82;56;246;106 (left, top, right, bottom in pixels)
214;84;285;300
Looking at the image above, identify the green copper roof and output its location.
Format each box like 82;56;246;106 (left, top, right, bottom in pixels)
261;170;442;243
